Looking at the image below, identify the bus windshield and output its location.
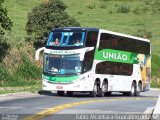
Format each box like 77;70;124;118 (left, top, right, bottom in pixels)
47;32;85;47
44;54;82;76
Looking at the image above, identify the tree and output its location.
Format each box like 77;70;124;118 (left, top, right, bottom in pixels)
0;0;12;36
26;0;80;48
0;0;12;62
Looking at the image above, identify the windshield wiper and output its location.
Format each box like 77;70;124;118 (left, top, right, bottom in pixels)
47;69;59;74
64;72;81;75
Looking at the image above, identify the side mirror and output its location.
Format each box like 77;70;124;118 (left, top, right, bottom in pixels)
35;47;45;60
86;47;94;52
80;47;94;61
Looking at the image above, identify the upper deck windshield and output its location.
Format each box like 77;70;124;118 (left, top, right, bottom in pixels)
47;32;85;47
44;54;82;76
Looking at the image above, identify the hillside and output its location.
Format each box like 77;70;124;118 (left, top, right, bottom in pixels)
3;0;41;47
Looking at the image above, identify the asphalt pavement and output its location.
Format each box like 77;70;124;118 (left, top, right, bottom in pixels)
0;89;159;120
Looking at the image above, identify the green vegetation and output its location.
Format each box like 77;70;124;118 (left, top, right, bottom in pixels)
26;0;80;48
117;5;130;13
0;52;42;87
0;0;12;63
4;0;41;37
0;0;12;34
16;54;41;80
0;0;159;94
151;55;160;88
151;55;160;77
0;0;42;94
0;49;42;94
0;84;41;94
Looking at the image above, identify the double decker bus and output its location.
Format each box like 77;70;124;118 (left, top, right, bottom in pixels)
36;27;151;97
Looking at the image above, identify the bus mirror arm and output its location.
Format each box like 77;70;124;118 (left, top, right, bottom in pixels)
80;47;94;61
35;47;45;61
86;47;94;52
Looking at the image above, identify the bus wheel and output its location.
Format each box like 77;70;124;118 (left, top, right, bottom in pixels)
66;91;73;96
135;83;140;96
98;82;107;97
90;83;98;97
130;82;136;96
123;92;128;96
123;82;136;96
57;91;64;96
105;92;112;96
139;82;142;92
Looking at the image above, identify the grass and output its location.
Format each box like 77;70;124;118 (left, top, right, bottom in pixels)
4;0;42;47
0;84;41;95
0;52;42;87
151;54;160;88
151;77;160;88
152;54;160;77
1;0;42;93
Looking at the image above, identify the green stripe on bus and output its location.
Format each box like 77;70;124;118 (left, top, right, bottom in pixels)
43;75;78;82
95;49;138;64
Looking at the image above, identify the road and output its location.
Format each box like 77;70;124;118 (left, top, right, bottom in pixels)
0;89;160;120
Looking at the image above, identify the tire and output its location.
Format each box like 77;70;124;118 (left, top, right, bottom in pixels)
123;82;136;96
129;82;136;96
105;92;112;96
139;82;142;92
90;83;98;97
66;91;73;96
123;92;129;96
142;84;146;92
98;82;108;97
135;83;141;96
57;91;64;96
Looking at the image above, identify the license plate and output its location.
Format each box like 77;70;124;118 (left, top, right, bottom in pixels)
56;86;63;89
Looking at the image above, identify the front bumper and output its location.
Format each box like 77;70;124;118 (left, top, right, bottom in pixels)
42;79;93;92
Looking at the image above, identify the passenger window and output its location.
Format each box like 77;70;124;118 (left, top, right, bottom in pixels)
96;61;133;76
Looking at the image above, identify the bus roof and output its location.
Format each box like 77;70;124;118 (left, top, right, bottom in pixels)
52;27;99;32
51;27;150;42
100;29;150;43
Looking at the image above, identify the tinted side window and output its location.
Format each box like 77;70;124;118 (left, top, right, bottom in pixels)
82;50;95;73
82;31;98;73
99;33;150;55
96;61;133;76
85;31;98;47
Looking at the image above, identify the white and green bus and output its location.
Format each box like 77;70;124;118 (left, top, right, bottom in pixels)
36;27;151;97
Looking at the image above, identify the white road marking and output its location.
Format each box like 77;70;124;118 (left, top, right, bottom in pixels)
151;95;160;120
144;107;154;114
